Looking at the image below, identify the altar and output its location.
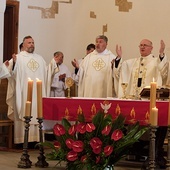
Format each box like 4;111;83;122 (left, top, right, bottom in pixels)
43;97;169;126
42;97;170;169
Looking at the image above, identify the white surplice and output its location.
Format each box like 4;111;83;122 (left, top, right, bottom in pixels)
118;54;169;98
50;63;71;97
75;49;116;98
12;51;47;143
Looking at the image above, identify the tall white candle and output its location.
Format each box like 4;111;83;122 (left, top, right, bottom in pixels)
149;79;157;124
25;101;31;117
150;107;158;126
36;78;43;118
27;78;33;102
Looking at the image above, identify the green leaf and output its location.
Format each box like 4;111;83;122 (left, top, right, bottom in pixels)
39;141;56;150
62;118;71;131
77;113;85;122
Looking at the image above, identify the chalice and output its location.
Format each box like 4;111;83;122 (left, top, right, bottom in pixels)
121;82;128;99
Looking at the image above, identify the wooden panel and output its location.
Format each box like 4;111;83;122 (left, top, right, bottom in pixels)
3;0;19;62
0;79;8;115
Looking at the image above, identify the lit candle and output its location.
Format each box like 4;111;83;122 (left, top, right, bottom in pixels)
36;78;43;118
25;101;31;117
150;107;158;126
168;97;170;126
27;78;33;102
149;78;157;124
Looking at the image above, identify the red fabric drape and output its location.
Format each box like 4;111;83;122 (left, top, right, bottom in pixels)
43;97;168;126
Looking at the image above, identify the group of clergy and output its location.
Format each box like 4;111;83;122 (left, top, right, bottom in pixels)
0;35;169;148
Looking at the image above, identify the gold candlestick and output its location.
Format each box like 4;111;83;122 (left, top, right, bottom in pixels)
18;116;32;168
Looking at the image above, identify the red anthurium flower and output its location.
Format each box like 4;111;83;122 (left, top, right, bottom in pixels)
68;125;77;136
54;141;60;149
92;147;102;154
90;137;102;148
66;138;74;149
81;155;87;163
86;123;96;132
104;145;113;156
111;129;123;141
90;137;102;154
101;125;111;135
67;151;78;161
53;124;66;136
72;140;84;152
76;123;86;134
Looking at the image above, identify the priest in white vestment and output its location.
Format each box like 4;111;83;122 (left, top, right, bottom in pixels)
47;51;71;97
117;39;169;168
50;64;71;97
11;36;47;143
74;35;121;98
118;39;169;99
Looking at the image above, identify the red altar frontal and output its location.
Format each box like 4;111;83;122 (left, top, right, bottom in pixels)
43;97;169;126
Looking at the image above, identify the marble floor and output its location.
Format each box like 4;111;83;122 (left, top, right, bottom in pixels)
0;136;168;170
0;149;142;170
1;149;169;170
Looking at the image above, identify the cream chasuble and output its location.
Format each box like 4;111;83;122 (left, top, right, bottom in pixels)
118;54;168;98
78;49;116;98
6;59;15;120
166;61;170;86
0;63;11;79
12;51;47;143
46;58;59;97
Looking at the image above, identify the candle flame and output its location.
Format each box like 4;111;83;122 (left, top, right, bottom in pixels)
36;78;40;81
152;77;155;82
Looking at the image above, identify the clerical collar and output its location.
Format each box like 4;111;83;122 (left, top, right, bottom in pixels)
140;54;154;60
21;51;34;56
93;49;110;55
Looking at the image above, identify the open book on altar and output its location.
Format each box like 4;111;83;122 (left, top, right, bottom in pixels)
140;86;170;100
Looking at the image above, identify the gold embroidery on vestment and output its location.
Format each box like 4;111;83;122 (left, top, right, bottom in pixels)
133;67;147;96
92;58;106;71
27;59;39;72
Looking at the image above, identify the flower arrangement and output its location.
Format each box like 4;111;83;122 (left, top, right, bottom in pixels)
42;111;148;170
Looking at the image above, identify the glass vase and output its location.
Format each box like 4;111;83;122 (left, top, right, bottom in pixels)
104;165;114;170
83;164;114;170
